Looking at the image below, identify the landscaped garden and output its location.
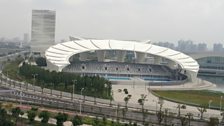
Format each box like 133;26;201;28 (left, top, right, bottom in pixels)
152;90;224;109
2;57;112;99
0;102;135;126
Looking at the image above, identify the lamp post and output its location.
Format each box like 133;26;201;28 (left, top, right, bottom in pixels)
72;80;76;100
104;83;109;97
20;90;22;107
50;83;54;96
153;99;158;112
32;74;38;92
6;70;8;86
220;96;223;111
208;100;212;109
80;88;84;115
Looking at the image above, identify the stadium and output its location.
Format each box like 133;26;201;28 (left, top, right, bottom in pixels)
45;38;201;86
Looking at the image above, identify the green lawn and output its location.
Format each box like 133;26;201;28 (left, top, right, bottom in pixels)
152;90;224;109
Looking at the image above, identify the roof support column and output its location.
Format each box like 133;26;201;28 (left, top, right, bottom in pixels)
167;60;177;69
116;50;126;62
136;52;146;64
154;56;162;65
79;53;88;61
96;50;105;62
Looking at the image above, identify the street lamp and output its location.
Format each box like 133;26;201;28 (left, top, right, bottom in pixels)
80;88;84;115
104;83;109;97
20;90;23;107
208;100;212;109
72;80;77;100
50;83;54;96
153;99;158;112
220;96;223;111
32;74;38;92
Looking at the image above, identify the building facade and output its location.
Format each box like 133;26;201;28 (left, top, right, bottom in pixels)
31;10;56;56
45;39;199;82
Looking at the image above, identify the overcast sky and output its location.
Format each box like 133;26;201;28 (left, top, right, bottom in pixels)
0;0;223;46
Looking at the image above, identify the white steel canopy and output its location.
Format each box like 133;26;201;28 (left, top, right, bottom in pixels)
45;39;199;75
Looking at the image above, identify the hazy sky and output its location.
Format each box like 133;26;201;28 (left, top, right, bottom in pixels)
0;0;223;46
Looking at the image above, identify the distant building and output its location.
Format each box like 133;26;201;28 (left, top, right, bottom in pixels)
213;43;223;52
197;43;207;52
154;42;175;49
31;10;56;56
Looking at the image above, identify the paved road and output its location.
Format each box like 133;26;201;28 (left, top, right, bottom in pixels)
0;84;209;126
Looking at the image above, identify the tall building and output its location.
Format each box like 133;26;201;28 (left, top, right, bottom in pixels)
31;10;56;56
213;43;223;52
197;43;207;52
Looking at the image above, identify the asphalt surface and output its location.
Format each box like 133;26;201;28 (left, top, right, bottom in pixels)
0;79;209;126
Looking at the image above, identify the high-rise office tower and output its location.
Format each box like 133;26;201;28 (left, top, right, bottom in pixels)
31;10;56;56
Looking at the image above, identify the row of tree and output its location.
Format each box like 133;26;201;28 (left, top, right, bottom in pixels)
19;63;112;99
0;102;141;126
120;89;220;126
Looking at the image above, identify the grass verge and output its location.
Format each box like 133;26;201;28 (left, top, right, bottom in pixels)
152;90;224;109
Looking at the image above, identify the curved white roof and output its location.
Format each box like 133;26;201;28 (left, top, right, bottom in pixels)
45;39;199;74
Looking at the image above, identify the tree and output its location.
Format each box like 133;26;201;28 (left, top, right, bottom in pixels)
20;111;25;125
124;95;131;110
35;57;47;66
197;105;207;120
0;108;14;126
180;116;188;126
138;94;147;112
55;112;68;126
123;88;128;94
11;107;21;125
138;94;147;124
185;113;193;126
102;116;107;126
208;117;219;126
72;115;83;126
27;110;37;123
156;110;164;125
0;108;7;122
156;98;165;125
39;110;50;124
93;116;100;126
177;104;186;117
221;111;224;123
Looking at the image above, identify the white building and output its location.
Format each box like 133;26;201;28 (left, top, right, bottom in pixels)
31;10;56;56
45;39;199;82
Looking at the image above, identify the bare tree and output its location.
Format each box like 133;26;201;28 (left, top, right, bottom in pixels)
179;116;188;126
197;105;207;120
124;95;131;110
185;113;193;126
156;97;165;125
138;94;147;124
177;104;186;117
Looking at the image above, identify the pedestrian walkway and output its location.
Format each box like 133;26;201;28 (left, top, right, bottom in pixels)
112;82;221;120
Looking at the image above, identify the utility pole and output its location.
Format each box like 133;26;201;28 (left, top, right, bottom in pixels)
72;79;76;100
32;74;38;92
80;88;84;115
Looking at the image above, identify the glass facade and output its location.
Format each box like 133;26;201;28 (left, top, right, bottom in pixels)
197;57;224;70
197;56;224;84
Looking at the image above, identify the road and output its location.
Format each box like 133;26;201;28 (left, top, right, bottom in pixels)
0;76;210;126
